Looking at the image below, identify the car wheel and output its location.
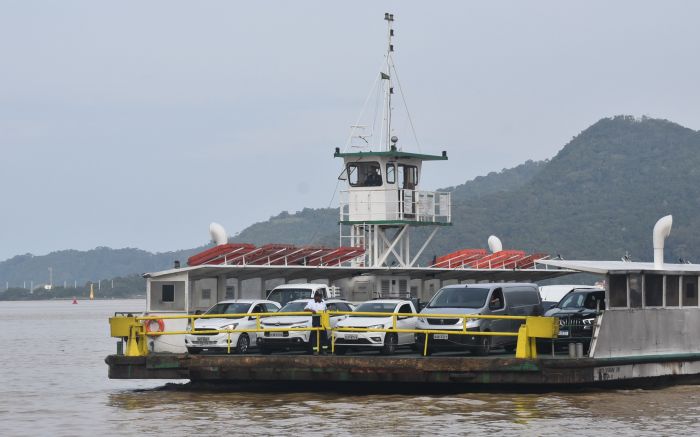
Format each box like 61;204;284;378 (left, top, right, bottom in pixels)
235;334;250;354
187;347;201;355
334;346;347;355
381;333;398;355
473;334;491;356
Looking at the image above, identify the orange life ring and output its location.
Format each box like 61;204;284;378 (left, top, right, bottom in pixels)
144;318;165;333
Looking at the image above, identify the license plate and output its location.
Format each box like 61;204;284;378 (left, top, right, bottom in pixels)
268;331;285;337
195;337;215;344
345;334;358;340
433;334;448;340
559;330;569;337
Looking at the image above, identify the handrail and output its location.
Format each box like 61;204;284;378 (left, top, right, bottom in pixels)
110;310;559;359
136;311;530;320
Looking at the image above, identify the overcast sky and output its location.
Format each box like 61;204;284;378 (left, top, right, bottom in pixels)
1;1;700;261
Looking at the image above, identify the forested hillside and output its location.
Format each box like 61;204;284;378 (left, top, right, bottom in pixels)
432;116;700;262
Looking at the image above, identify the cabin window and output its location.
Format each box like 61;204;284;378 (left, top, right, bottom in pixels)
347;161;382;187
397;164;418;190
386;163;395;184
629;274;642;308
201;289;211;301
666;276;680;306
644;274;663;307
162;284;175;302
682;276;699;307
609;274;627;308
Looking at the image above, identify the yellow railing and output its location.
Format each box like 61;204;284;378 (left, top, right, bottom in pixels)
109;311;558;359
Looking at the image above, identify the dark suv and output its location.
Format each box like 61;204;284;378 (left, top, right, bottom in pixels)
543;288;605;352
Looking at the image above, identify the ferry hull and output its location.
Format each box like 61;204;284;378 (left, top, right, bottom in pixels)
105;353;700;390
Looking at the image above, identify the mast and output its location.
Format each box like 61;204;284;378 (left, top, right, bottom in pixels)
383;12;394;151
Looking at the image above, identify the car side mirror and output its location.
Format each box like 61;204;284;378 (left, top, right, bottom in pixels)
248;315;257;321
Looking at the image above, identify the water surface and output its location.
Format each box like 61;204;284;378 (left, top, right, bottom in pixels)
1;300;698;436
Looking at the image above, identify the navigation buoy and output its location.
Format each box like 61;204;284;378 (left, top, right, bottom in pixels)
72;297;78;304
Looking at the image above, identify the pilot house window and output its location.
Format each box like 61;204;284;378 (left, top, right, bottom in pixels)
347;162;382;187
386;163;395;184
397;164;418;190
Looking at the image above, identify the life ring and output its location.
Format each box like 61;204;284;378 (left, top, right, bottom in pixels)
144;318;165;333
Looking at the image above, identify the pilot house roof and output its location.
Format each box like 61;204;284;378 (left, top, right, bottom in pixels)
334;148;448;161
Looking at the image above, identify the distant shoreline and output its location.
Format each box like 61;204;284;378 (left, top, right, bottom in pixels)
0;296;145;302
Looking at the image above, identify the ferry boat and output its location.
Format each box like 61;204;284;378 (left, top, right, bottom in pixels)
106;14;700;390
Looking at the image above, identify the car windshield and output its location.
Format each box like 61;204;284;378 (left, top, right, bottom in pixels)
558;291;603;310
204;302;251;315
427;287;490;309
279;301;310;313
267;289;314;306
351;302;397;316
558;291;589;309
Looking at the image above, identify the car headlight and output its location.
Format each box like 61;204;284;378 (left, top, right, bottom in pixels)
466;318;480;327
582;318;595;325
222;323;239;331
418;318;427;323
291;323;309;328
367;324;386;330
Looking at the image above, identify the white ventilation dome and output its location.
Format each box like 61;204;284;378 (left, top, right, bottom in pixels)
209;222;228;246
653;215;672;269
488;235;503;253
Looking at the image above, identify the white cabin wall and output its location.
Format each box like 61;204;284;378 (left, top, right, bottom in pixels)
148;280;186;312
190;278;217;312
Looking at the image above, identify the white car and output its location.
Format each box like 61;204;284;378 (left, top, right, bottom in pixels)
334;299;417;355
258;299;355;354
184;299;281;354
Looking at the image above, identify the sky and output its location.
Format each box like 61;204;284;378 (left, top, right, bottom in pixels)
1;1;700;261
